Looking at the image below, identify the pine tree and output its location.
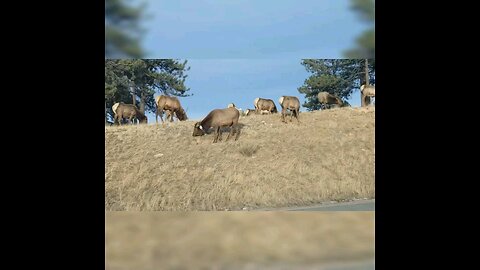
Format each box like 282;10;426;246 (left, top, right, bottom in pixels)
105;0;144;58
105;59;190;122
344;0;375;58
298;59;375;110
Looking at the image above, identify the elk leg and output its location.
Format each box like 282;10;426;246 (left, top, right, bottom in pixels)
158;108;164;123
213;127;218;143
119;116;124;125
218;127;223;141
213;126;220;143
165;110;170;122
234;126;241;141
226;126;234;141
129;115;134;125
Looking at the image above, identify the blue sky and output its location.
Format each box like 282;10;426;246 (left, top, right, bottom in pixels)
139;0;368;58
145;59;363;122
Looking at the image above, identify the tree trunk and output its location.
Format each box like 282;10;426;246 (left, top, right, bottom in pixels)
362;59;371;107
140;91;145;114
131;85;136;107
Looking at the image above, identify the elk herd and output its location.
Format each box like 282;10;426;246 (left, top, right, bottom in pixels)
110;85;375;143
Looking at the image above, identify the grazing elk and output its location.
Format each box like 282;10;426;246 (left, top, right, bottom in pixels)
278;96;300;123
254;98;278;115
244;109;257;116
360;84;375;106
155;95;188;123
317;92;344;110
112;103;148;125
192;107;240;143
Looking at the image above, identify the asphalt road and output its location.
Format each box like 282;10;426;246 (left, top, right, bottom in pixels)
235;259;375;270
256;199;375;211
321;260;375;270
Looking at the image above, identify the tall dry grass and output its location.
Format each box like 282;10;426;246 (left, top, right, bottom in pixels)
106;211;375;270
105;107;375;211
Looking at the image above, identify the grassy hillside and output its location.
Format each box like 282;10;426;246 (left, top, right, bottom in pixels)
105;107;375;211
106;212;375;270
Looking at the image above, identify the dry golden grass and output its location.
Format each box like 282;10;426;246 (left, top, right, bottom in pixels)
105;107;375;211
106;212;375;270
